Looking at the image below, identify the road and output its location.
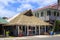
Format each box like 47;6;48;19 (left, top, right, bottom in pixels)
27;36;60;40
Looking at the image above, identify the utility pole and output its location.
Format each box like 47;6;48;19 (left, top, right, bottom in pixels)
58;0;60;10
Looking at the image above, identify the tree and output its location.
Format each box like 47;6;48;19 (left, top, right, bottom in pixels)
54;20;60;32
2;17;8;20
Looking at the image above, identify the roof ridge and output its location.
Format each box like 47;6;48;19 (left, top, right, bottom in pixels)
33;3;57;11
7;13;20;22
7;9;31;22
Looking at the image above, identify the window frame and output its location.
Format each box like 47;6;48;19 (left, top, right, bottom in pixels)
54;11;56;16
41;12;44;17
47;10;51;16
57;12;59;17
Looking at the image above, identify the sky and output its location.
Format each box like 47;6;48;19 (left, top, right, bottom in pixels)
0;0;57;18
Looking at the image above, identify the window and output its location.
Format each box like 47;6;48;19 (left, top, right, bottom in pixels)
47;10;51;16
54;11;56;16
37;12;39;17
35;12;39;17
57;12;59;17
35;13;36;16
41;12;43;17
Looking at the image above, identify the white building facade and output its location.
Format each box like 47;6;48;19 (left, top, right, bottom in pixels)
33;8;60;22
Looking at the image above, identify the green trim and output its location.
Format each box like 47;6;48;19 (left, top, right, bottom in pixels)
0;18;8;24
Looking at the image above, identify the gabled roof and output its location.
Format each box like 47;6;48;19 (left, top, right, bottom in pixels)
7;10;28;22
8;9;51;26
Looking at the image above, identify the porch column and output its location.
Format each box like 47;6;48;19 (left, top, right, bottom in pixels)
39;13;40;18
4;29;5;37
17;26;20;35
45;26;46;35
27;26;29;36
21;26;23;30
3;26;5;37
35;26;36;35
39;26;40;35
25;26;26;35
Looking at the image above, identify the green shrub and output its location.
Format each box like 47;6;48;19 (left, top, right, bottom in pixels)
54;20;60;31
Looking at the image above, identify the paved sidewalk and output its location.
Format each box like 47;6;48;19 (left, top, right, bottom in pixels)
0;35;60;40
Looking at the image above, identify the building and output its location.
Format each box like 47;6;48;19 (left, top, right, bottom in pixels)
6;9;51;37
0;18;8;37
33;3;60;24
32;0;60;22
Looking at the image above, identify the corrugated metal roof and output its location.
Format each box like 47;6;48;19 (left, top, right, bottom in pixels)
33;3;58;11
0;18;8;24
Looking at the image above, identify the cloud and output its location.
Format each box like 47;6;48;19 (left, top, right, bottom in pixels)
17;4;34;12
0;0;16;5
0;7;17;17
0;0;57;17
0;0;18;17
16;0;57;6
